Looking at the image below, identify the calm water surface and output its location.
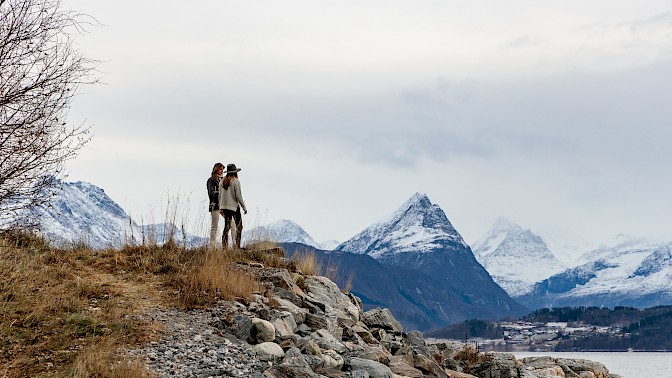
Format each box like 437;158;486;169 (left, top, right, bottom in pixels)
511;352;671;378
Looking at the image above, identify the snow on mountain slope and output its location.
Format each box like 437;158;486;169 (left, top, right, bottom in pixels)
472;217;522;259
35;181;206;249
36;181;136;248
337;192;467;258
632;244;672;277
243;219;319;248
533;225;594;268
567;247;653;296
318;240;341;250
575;234;651;266
472;218;566;297
518;241;672;309
337;192;529;320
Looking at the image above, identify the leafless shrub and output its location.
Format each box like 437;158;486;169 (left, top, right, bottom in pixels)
0;0;98;231
453;344;493;372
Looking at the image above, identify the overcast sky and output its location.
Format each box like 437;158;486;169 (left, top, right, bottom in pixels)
61;0;672;249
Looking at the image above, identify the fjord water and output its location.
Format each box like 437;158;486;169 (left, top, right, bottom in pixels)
512;352;671;378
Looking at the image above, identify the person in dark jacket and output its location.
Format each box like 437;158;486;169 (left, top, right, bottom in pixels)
207;163;224;247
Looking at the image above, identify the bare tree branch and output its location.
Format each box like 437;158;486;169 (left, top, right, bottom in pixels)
1;0;98;231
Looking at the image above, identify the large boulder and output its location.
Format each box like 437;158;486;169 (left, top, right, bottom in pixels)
362;308;403;334
271;296;308;324
413;353;448;378
262;365;318;378
281;347;310;368
555;358;610;378
446;371;479;378
321;349;345;370
468;354;519;378
388;356;424;378
404;330;430;356
252;318;276;343
251;342;285;359
302;276;360;329
519;365;565;378
221;313;254;343
347;357;393;378
350;345;391;365
272;311;298;337
308;329;348;354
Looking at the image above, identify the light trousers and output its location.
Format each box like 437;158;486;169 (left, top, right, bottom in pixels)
209;210;220;246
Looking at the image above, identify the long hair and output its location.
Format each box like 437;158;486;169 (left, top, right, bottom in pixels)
211;163;224;179
222;172;238;189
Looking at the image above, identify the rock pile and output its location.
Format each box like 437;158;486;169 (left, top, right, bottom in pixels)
134;259;622;378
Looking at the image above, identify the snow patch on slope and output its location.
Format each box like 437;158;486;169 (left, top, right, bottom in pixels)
244;219;319;248
337;192;467;258
473;218;566;297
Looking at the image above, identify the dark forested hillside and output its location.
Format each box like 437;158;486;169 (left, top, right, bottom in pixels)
523;306;645;326
554;306;672;351
424;319;504;340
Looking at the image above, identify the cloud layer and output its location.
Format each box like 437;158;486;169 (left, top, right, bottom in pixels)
63;0;672;248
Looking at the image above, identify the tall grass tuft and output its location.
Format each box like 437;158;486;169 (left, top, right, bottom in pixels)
453;344;493;373
165;247;260;307
67;338;153;378
290;248;355;292
291;248;321;276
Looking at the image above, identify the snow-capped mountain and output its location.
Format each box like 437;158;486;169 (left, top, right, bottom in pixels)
317;239;341;250
472;217;523;259
532;225;594;267
243;219;339;250
338;192;469;259
35;181;205;249
244;219;320;248
575;233;651;266
35;181;137;248
338;193;528;321
472;218;567;297
517;241;672;310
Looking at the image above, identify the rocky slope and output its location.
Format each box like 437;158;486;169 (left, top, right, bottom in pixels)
130;250;621;378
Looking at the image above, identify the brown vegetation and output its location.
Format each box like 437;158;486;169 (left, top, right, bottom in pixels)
453;345;493;373
290;248;355;293
0;232;286;377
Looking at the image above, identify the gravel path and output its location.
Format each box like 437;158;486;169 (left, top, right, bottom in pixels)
129;307;270;378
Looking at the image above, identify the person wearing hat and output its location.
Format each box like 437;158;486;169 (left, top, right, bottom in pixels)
207;163;225;247
219;163;248;250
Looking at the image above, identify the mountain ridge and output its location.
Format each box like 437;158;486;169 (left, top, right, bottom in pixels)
34;180;206;249
337;193;528;324
472;218;566;297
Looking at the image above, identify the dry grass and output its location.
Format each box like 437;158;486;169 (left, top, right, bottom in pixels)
166;248;260;306
290;249;355;293
66;338;153;378
0;231;283;377
453;344;493;372
292;249;321;276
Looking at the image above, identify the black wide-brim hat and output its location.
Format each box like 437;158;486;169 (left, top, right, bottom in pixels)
225;163;241;174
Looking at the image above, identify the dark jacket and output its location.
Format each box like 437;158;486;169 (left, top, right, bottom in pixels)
206;177;220;211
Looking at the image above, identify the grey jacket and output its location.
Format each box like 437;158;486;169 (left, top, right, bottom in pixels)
219;178;247;212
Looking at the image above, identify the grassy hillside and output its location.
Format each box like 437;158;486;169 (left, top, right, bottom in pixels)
0;232;279;377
